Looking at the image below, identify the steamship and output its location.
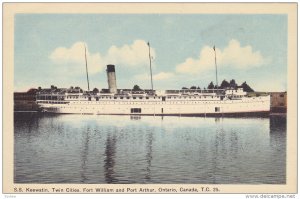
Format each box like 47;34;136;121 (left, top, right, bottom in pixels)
36;44;270;116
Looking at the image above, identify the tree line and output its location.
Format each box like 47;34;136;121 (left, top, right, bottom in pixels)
56;79;254;93
182;79;254;92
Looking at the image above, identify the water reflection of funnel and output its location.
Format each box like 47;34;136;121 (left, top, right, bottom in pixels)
104;134;117;183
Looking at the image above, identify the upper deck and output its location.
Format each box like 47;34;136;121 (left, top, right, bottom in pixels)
36;87;250;103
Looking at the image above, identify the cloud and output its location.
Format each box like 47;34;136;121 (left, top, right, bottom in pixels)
135;72;174;81
49;40;156;74
153;72;174;80
106;40;155;67
49;42;105;74
176;39;270;75
254;78;286;92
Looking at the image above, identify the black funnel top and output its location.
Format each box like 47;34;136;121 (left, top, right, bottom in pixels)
107;65;115;72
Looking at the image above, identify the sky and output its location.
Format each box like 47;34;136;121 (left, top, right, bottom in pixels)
14;14;287;92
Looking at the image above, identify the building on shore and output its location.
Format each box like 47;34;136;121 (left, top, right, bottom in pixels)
14;88;39;111
269;92;287;113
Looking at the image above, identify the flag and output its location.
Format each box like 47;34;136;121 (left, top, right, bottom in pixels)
147;42;150;46
213;45;215;51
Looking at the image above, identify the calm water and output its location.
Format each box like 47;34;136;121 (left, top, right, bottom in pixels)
14;113;286;184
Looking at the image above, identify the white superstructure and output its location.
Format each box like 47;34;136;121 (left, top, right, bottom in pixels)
36;86;270;116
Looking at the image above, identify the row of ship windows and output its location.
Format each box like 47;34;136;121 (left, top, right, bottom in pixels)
64;96;224;100
43;100;265;105
38;101;68;104
47;104;258;110
40;95;245;101
72;101;223;104
45;101;218;105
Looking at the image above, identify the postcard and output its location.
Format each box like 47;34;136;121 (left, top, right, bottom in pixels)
3;2;297;196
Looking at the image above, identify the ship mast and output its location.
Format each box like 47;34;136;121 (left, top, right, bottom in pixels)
147;42;154;91
213;45;218;89
84;44;90;91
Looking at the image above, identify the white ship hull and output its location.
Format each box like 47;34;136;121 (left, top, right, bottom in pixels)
38;95;270;116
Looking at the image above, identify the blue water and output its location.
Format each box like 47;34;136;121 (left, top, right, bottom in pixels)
14;113;286;184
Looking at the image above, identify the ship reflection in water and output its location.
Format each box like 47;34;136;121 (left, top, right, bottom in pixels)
14;113;286;184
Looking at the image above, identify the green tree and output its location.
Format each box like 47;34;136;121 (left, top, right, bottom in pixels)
229;79;237;88
207;82;215;89
220;80;230;89
241;81;254;92
133;85;142;91
93;88;99;93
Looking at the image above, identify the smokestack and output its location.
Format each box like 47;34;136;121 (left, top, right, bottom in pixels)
106;64;117;93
